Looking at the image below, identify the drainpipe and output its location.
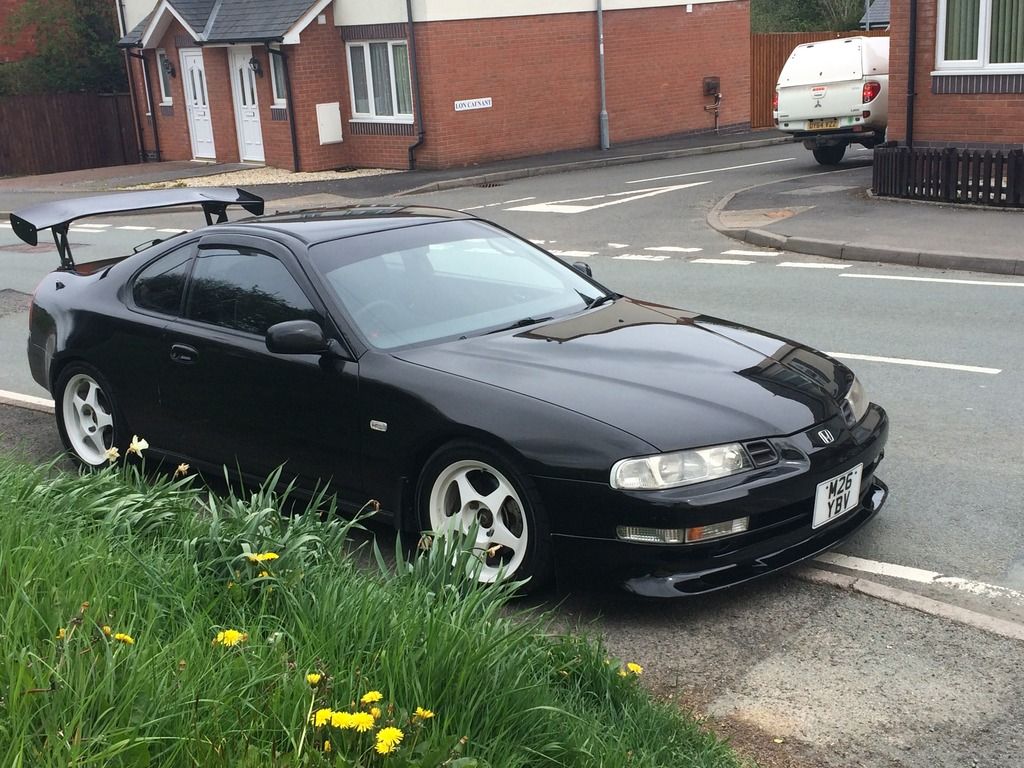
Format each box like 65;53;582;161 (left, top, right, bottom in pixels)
597;0;610;150
405;0;425;169
267;45;301;171
129;48;161;162
116;2;146;162
905;0;917;147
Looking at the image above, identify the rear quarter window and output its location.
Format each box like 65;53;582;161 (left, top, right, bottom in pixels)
132;246;193;315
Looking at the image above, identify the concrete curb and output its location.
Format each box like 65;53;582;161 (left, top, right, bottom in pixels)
398;136;793;196
0;389;54;414
708;176;1024;278
794;566;1024;642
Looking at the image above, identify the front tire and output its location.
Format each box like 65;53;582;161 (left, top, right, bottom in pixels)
54;362;125;467
812;144;846;166
416;441;553;591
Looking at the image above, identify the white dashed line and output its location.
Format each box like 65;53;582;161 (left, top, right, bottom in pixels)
613;254;671;262
550;249;597;258
157;228;191;234
777;261;851;269
692;258;756;265
627;157;796;184
841;273;1024;288
116;225;155;231
463;196;536;211
608;242;630;249
722;249;776;257
646;246;703;253
827;352;1001;375
72;223;110;229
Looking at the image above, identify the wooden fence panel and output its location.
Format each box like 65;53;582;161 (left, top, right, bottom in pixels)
0;93;138;176
874;146;1024;208
751;30;889;129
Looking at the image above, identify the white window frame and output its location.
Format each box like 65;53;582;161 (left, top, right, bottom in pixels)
268;47;288;107
935;0;1024;74
156;49;173;104
346;40;413;123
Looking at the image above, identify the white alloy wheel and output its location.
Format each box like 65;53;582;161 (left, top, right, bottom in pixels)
427;459;529;583
61;372;115;466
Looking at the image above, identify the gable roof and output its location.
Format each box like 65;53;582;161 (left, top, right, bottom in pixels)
859;0;890;28
118;0;330;47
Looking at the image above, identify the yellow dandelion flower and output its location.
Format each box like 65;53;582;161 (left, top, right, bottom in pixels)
102;625;112;637
56;627;66;640
113;632;135;645
414;707;435;720
617;669;627;677
259;570;270;578
245;552;279;564
105;446;120;464
306;672;322;686
213;629;248;647
312;708;334;728
331;711;354;729
375;726;404;755
360;690;383;705
227;581;235;590
127;435;149;457
324;740;331;753
370;706;382;720
174;462;190;478
626;662;643;675
350;711;375;732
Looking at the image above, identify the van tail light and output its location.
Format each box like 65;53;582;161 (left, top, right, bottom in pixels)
772;91;779;111
862;81;881;103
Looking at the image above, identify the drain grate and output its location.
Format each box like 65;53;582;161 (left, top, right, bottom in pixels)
476;182;503;188
0;289;31;318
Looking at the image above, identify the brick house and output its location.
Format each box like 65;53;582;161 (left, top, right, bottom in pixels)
117;0;752;171
887;0;1023;150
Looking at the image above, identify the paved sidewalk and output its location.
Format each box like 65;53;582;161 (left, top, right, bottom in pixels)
709;164;1024;277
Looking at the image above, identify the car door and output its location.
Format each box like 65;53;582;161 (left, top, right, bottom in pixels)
162;234;364;505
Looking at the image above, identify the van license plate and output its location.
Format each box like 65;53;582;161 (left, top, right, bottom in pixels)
808;118;840;130
812;464;862;529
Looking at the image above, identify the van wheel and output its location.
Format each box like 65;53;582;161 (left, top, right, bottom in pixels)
812;145;846;166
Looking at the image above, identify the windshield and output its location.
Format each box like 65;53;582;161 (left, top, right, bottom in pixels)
309;219;606;349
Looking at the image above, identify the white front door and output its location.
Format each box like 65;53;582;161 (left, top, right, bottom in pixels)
230;47;265;162
180;49;216;159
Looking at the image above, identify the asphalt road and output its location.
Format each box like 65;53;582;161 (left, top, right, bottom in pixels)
2;143;1022;768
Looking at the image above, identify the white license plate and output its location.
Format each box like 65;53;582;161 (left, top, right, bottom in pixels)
812;464;863;529
808;118;840;130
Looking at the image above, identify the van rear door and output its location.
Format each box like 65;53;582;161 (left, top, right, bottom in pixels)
776;39;866;125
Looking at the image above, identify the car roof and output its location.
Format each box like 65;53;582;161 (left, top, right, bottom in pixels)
232;204;477;245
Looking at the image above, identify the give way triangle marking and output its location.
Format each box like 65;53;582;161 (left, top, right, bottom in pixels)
506;181;710;214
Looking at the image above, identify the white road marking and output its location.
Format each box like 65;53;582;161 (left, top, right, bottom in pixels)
627;157;795;184
550;249;597;258
841;273;1024;288
692;258;756;265
529;239;547;244
777;261;851;269
507;181;710;214
608;242;630;249
826;351;1001;375
69;227;105;233
646;246;703;253
0;389;54;413
0;223;12;228
816;553;1024;605
462;196;536;211
72;223;110;228
722;249;776;257
613;253;671;262
157;228;191;234
116;225;155;231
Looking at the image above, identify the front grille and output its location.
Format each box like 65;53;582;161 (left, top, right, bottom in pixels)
744;439;779;468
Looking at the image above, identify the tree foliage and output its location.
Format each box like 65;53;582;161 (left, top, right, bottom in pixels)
752;0;868;32
0;0;126;96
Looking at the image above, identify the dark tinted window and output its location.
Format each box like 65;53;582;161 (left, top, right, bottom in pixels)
185;248;318;335
132;246;193;315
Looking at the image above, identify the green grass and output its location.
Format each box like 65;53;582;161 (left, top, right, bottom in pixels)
0;456;746;768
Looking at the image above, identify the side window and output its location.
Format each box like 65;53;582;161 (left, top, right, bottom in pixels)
132;245;193;315
185;248;318;335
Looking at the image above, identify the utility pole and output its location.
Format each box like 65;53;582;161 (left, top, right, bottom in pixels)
597;0;610;150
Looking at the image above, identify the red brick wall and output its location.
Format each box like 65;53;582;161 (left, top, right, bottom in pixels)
888;0;1024;148
249;46;297;170
148;20;198;161
0;0;36;63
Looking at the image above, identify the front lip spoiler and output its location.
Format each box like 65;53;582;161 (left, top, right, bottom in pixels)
621;478;888;598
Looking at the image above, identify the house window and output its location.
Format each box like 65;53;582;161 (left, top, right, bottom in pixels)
269;49;287;107
346;41;413;121
937;0;1024;71
156;49;173;104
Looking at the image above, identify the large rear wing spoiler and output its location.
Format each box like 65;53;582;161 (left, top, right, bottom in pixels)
9;187;265;270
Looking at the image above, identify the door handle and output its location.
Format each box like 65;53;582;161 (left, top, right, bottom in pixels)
170;343;198;364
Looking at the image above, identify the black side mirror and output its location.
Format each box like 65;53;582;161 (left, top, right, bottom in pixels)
572;261;593;277
266;320;329;355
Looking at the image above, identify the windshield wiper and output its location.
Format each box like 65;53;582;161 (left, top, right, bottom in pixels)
486;316;554;334
586;293;617;309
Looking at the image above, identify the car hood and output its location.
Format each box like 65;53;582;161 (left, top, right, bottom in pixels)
393;299;852;451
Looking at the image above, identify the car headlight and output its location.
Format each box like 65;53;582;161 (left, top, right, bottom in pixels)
610;443;753;490
843;376;869;426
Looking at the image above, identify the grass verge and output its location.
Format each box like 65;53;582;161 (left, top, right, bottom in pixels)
0;455;746;767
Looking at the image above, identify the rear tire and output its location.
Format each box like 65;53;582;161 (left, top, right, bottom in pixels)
812;144;846;166
416;441;553;592
54;362;126;468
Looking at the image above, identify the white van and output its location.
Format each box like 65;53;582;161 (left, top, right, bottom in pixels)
774;36;889;165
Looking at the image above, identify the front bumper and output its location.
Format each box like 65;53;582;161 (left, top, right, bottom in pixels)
539;404;889;597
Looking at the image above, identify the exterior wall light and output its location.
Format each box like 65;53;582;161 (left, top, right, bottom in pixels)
248;56;263;77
